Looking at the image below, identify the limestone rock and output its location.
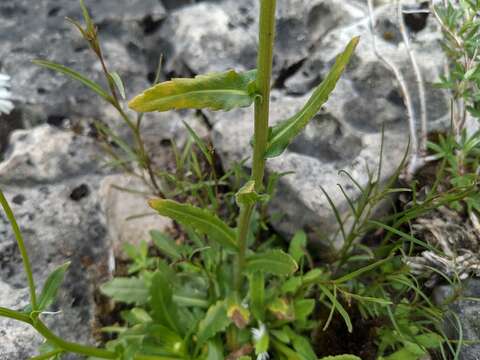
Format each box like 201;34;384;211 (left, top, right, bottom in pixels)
99;174;173;254
210;2;449;246
0;0;165;129
0;125;110;357
434;279;480;360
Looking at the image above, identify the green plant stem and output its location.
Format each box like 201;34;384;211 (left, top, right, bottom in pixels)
235;204;254;291
0;191;38;311
235;0;277;293
0;307;117;359
252;0;277;192
116;106;165;198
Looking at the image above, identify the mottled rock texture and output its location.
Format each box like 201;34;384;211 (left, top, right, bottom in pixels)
0;125;110;358
0;0;458;357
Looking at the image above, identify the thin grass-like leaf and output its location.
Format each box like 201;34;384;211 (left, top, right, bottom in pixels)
319;284;353;333
320;186;347;243
333;256;393;284
183;121;213;166
33;60;111;102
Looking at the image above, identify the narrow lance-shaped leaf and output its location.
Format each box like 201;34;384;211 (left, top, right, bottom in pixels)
149;199;238;252
128;69;257;113
37;262;70;311
265;37;359;158
32;60;112;102
109;71;126;100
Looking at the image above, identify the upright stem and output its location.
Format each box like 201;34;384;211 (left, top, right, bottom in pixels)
252;0;277;192
0;191;37;311
235;0;277;292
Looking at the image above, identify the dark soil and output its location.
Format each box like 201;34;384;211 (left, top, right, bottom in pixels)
312;305;385;360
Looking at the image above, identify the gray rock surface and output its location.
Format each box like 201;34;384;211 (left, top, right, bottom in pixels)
0;0;462;356
0;0;164;132
0;125;111;358
99;174;173;254
211;2;449;245
0;284;38;360
434;279;480;360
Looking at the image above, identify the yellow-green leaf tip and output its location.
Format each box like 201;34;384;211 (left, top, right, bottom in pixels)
148;198;162;209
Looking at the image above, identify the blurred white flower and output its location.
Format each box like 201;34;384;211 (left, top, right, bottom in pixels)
0;73;14;115
251;323;267;341
252;323;270;360
256;352;269;360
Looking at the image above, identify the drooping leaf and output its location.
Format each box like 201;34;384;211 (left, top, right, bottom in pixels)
129;70;257;113
149;199;237;251
318;284;353;333
32;60;111;102
100;277;148;305
197;301;231;346
265;37;359;158
37;262;70;311
245;250;298;276
150;271;182;334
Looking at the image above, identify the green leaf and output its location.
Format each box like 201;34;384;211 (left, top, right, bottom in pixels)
283;328;316;360
318;356;361;360
249;272;265;321
32;60;111;102
37;262;70;311
265;37;359;158
294;299;315;322
149;199;238;252
183;120;213;166
79;0;95;35
109;71;126;100
318;284;353;333
197;301;231;346
235;181;269;206
150;271;182;334
333;256;393;284
150;230;182;260
245;250;298;276
129;308;152;324
289;231;307;264
100;277;148;305
128;69;257;113
207;339;224;360
144;323;186;357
